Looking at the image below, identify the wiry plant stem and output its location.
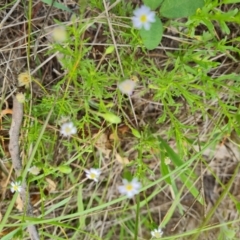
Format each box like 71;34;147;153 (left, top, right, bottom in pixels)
128;95;138;127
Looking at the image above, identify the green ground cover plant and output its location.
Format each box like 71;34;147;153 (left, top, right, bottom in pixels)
0;0;240;239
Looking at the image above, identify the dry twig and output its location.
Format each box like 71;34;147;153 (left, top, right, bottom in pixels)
9;95;39;240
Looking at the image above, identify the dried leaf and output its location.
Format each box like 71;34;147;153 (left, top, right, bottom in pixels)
16;194;24;211
117;124;130;137
93;133;108;148
93;133;112;158
115;153;129;165
0;108;13;118
109;132;119;141
30;193;41;205
46;178;56;193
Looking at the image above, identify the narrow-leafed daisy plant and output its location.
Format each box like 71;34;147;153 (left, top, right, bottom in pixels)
151;227;163;238
28;166;40;175
18;71;32;88
10;181;22;193
85;168;101;182
118;178;142;198
60;121;77;137
132;5;156;30
118;79;137;95
52;26;67;43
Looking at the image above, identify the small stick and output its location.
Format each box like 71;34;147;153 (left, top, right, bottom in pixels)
9;96;23;175
9;95;40;240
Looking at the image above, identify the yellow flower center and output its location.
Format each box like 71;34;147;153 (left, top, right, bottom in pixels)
123;84;132;91
164;157;171;165
140;15;147;23
65;127;71;133
154;232;162;238
23;77;29;83
18;72;32;88
90;173;96;179
18;73;31;83
125;184;133;191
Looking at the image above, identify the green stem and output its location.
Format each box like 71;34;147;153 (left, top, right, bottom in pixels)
134;194;140;240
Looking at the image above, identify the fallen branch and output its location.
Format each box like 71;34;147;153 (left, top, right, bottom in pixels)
9;94;40;240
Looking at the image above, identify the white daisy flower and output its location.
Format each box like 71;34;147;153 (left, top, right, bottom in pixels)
52;26;67;43
60;122;77;137
85;168;101;182
118;178;142;198
164;157;171;165
10;181;22;193
18;71;32;88
118;79;136;95
16;92;25;103
151;227;163;238
28;166;40;175
132;5;156;31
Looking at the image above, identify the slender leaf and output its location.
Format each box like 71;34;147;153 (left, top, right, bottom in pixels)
222;0;240;3
41;0;72;13
41;197;71;217
78;185;86;228
158;137;203;204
